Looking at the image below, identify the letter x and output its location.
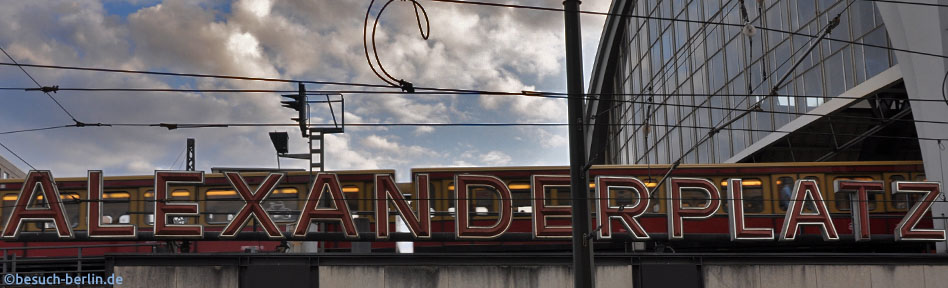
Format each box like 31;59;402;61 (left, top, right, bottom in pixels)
220;172;285;239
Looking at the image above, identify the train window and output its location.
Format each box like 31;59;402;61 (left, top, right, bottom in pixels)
892;175;924;210
644;179;660;213
802;176;821;213
428;182;438;212
447;182;456;209
267;188;298;222
22;193;82;229
470;186;497;213
205;189;240;224
315;185;359;212
343;185;360;212
776;177;794;211
144;189;192;225
62;193;81;227
1;194;16;224
681;187;710;208
721;179;765;213
509;182;531;212
609;186;638;207
556;186;571;206
101;192;131;225
543;186;564;206
833;177;879;211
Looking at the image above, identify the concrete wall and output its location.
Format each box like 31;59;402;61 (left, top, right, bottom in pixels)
704;265;948;288
318;265;632;288
110;261;948;288
114;266;238;288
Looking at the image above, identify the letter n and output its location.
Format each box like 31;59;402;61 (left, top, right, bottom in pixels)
375;174;431;239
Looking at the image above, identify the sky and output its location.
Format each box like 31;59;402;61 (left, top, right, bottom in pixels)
0;0;612;181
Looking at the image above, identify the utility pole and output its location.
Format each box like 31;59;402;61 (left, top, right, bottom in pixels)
186;138;195;171
564;0;594;287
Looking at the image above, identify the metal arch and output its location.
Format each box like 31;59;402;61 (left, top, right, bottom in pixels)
815;99;913;162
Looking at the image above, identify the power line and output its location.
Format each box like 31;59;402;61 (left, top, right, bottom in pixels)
7;86;948;105
0;62;392;89
1;121;944;143
0;46;79;123
0;125;74;136
639;1;855;191
429;0;948;60
364;0;430;91
0;86;937;101
169;148;185;171
864;0;948;8
609;0;751;162
7;90;948;129
0;62;531;95
0;140;35;170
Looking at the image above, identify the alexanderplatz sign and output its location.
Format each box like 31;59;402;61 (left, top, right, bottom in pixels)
1;170;945;242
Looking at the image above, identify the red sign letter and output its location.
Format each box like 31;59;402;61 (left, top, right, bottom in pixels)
779;179;838;241
834;180;883;241
892;181;945;241
455;175;513;239
154;171;204;238
375;174;431;239
596;176;650;240
2;171;73;239
294;173;359;238
667;178;721;239
220;172;285;239
531;175;571;238
88;170;136;238
726;178;773;241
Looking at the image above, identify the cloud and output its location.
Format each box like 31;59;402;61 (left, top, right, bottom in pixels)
0;0;612;180
237;0;272;18
482;151;513;166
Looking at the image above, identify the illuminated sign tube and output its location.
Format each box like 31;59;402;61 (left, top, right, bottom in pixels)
1;170;945;242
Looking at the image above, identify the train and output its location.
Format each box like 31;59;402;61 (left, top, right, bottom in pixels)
0;160;939;257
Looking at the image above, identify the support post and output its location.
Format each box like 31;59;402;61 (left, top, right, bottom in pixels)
186;138;195;171
564;0;595;287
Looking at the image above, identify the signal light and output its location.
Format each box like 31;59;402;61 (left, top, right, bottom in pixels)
282;83;308;137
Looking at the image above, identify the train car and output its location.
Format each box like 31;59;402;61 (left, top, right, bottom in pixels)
0;161;938;256
0;169;392;257
404;160;934;252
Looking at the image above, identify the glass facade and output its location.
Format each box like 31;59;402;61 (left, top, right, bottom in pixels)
605;0;896;165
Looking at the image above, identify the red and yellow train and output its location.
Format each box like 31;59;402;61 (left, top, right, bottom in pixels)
0;160;939;256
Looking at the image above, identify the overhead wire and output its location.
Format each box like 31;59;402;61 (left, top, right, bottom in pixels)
942;69;948;107
0;62;393;90
0;141;35;170
428;0;948;60
6;86;948;105
863;0;948;8
645;0;857;191
0;46;79;123
169;149;185;171
0;2;940;142
611;0;747;161
619;0;847;160
364;0;430;92
0;125;75;136
0;121;944;143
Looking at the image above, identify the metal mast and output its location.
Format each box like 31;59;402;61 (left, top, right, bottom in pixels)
564;0;595;287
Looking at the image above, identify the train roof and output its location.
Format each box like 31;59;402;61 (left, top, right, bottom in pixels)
409;160;924;174
0;169;397;184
